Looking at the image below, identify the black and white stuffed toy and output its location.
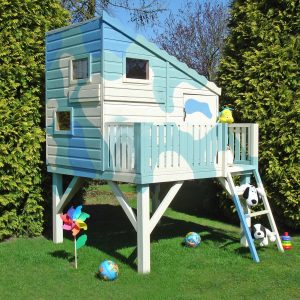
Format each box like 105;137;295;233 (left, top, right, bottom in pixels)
236;184;264;207
251;224;276;246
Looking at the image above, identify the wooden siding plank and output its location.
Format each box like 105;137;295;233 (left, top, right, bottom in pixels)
46;51;101;70
47;29;101;52
47;78;69;90
47;155;102;170
47;40;101;61
104;79;166;90
47;136;101;149
48;146;101;160
47;19;100;42
47;68;68;80
46;98;69;108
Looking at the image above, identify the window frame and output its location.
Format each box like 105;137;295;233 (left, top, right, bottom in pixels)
123;54;152;84
69;54;92;85
54;107;74;136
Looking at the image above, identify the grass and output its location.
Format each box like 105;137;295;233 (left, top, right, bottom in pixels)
0;183;299;299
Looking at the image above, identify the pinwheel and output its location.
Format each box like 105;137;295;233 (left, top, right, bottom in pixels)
60;205;90;269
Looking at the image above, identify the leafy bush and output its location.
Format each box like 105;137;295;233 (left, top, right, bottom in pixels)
0;0;69;240
218;0;300;228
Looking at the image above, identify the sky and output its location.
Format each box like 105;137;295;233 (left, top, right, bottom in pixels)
109;0;230;40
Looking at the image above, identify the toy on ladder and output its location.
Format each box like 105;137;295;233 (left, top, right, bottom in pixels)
226;168;284;263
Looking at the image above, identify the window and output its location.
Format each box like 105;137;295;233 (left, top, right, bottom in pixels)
54;108;73;135
126;58;149;80
56;111;71;131
72;58;88;80
69;54;91;85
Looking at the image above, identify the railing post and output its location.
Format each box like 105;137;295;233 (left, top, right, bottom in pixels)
222;123;228;176
134;123;147;175
250;124;259;168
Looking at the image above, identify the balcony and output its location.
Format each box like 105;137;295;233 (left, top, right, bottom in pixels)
104;122;258;184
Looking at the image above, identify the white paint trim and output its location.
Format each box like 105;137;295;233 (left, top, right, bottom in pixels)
53;173;63;243
149;181;183;233
56;176;84;213
137;185;151;273
108;181;137;231
151;184;161;214
217;177;232;196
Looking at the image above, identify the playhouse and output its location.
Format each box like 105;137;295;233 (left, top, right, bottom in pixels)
46;12;283;273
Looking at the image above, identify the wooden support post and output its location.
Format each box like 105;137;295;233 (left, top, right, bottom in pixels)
137;184;150;274
53;173;63;243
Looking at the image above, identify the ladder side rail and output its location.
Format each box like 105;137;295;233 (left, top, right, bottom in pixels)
227;172;260;262
253;169;284;252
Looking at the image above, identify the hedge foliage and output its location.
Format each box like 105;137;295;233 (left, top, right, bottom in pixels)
0;0;69;240
219;0;300;228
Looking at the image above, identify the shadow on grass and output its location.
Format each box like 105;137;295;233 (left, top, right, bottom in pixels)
49;250;74;263
45;203;249;271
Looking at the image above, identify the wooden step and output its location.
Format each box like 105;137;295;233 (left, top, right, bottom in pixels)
227;164;256;176
245;209;269;218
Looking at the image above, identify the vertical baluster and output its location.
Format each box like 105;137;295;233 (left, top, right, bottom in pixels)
241;127;246;161
151;124;157;171
166;124;172;168
173;125;179;169
211;125;217;164
109;125;115;170
199;125;204;166
131;125;135;171
194;125;200;168
115;126;121;171
229;126;235;162
235;127;241;162
206;125;211;165
159;125;164;168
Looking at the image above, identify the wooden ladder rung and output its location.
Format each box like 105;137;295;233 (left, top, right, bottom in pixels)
245;209;269;218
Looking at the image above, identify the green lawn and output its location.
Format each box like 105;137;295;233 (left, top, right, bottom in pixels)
0;184;299;299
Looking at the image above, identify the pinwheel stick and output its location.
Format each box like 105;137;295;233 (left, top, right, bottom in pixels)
74;237;78;269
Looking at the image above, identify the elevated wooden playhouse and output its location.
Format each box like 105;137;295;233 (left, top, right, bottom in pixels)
46;12;283;273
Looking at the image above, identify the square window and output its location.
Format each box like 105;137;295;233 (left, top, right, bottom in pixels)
72;58;89;80
126;58;149;80
56;111;71;131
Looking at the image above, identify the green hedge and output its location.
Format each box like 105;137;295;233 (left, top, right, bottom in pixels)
0;0;69;240
218;0;300;228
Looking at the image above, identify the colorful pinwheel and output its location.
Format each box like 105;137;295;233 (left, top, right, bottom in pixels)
61;205;90;269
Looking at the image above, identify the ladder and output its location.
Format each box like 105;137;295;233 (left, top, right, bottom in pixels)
225;167;284;262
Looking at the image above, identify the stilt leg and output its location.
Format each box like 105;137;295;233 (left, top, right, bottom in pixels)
53;173;63;243
137;184;150;274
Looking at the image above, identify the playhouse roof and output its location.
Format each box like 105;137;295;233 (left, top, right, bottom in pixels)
47;11;221;95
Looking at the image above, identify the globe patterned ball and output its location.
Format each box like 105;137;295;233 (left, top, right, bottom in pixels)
98;260;119;281
185;232;201;247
